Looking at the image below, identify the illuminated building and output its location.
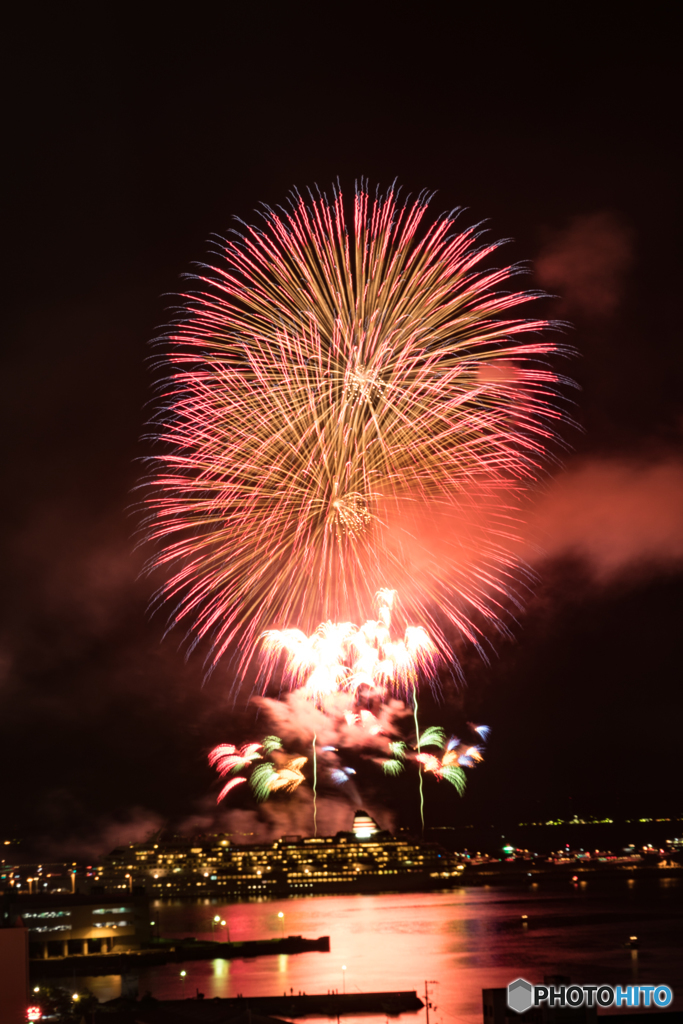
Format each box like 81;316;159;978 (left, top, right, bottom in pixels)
2;893;151;959
92;811;464;897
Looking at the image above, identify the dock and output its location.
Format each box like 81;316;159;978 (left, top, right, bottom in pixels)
92;991;425;1020
216;990;425;1015
30;934;330;977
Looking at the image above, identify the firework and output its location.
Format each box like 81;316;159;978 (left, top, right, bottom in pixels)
208;742;262;776
344;710;382;734
208;742;263;803
259;591;444;832
216;776;247;802
210;732;311;804
382;740;407;776
414;728;488;794
261;621;355;698
144;182;568;668
378;724;489;826
418;726;447;748
262;589;438;701
415;751;466;793
312;733;318;835
251;757;308;801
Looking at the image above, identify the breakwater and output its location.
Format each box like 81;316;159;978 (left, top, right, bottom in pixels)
30;934;330;977
100;990;425;1018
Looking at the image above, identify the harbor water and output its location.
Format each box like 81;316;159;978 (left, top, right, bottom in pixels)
79;876;683;1023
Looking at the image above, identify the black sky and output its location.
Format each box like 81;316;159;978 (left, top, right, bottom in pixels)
2;9;681;856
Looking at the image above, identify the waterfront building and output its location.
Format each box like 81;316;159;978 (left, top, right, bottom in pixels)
92;811;464;897
2;893;151;959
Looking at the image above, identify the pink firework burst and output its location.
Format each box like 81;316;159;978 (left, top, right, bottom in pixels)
144;181;570;669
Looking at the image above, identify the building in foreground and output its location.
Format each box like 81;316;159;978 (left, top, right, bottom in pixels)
0;916;28;1024
2;893;150;959
92;811;464;898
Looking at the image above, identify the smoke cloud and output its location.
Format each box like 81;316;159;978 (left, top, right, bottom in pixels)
526;457;683;580
535;211;634;317
254;692;411;753
35;807;165;861
186;797;394;845
0;500;146;679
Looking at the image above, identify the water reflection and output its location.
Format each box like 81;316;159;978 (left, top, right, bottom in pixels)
213;959;229;978
77;879;681;1024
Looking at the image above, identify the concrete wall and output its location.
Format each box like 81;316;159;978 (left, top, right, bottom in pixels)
0;926;29;1024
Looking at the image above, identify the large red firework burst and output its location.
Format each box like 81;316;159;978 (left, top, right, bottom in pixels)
143;181;570;669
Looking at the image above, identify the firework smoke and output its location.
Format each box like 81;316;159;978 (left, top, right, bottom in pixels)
209;698;487;828
209;595;488;831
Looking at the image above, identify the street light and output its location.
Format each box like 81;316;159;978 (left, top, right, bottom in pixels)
221;919;230;942
278;910;285;938
125;873;133;894
342;965;347;994
180;969;187;997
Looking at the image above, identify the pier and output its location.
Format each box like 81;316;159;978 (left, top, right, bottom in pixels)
90;990;425;1020
30;934;330;977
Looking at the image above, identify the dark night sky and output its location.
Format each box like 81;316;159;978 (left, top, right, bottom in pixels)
2;10;681;857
